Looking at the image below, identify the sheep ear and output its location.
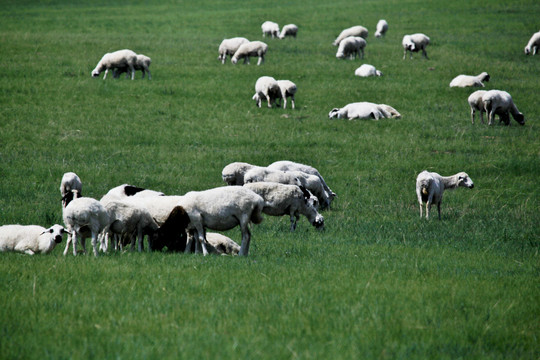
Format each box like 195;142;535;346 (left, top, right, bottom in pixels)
299;186;311;201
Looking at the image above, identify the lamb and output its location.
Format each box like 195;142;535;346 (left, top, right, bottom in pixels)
276;80;297;109
374;20;388;38
218;37;249;64
328;102;401;120
332;25;368;46
402;34;430;59
231;41;268;66
60;172;82;208
0;224;65;255
482;90;525;126
222;162;261;186
252;76;282;108
244;182;324;231
91;49;137;80
279;24;298;39
416;170;474;220
354;64;382;77
113;54;152;80
467;90;487;124
336;36;366;59
449;72;490;88
261;21;280;38
524;30;540;55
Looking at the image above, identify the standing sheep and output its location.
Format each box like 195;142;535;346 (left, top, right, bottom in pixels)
279;24;298;39
450;72;490;88
91;49;137;80
261;21;280;38
402;34;430;59
467;90;488;124
336;36;366;60
333;25;368;46
218;37;249;64
524;30;540;55
113;54;152;80
374;20;388;38
252;76;282;108
328;102;401;120
100;184;164;205
60;172;82;208
276;80;297;109
231;41;268;66
355;64;383;77
482;90;525;126
0;224;65;255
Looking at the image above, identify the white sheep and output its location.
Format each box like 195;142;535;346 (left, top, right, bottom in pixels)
402;33;430;59
449;72;490;88
374;20;388;38
416;170;474;220
99;184;164;206
252;76;282;108
60;172;82;208
218;37;249;64
328;102;401;120
336;36;366;59
231;41;268;66
467;90;487;124
276;80;297;109
354;64;382;77
221;162;261;185
91;49;137;80
113;54;152;80
261;21;280;38
188;232;240;255
0;224;65;255
524;30;540;55
482;90;525;126
279;24;298;39
244;182;324;231
332;25;369;46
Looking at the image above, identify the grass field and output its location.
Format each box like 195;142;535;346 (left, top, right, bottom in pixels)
0;0;539;358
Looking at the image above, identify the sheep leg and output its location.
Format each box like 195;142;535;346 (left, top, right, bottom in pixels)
437;203;442;220
137;227;144;252
403;49;407;60
72;232;78;256
488;110;495;126
360;48;364;59
425;203;430;219
257;55;264;66
185;230;196;253
146;68;152;80
291;96;295;109
129;65;135;80
102;69;109;80
470;109;475;124
422;49;428;59
25;249;35;255
63;233;72;256
238;224;251;256
266;94;272;108
91;231;99;257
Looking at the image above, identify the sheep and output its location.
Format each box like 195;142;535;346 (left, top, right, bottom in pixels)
218;37;249;64
336;36;366;60
99;184;164;206
261;21;280;38
145;205;190;252
354;64;382;77
222;162;261;186
91;49;137;80
524;30;540;55
332;25;368;46
467;90;487;124
416;170;474;220
402;33;430;59
244;182;324;231
279;24;298;39
113;54;152;80
449;72;490;88
60;172;82;208
0;224;65;255
205;233;240;255
275;80;297;109
252;76;282;108
328;102;401;120
231;41;268;66
482;90;525;126
374;20;388;38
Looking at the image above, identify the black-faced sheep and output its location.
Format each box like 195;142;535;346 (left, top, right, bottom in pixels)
482;90;525;126
333;25;368;46
0;224;65;255
450;72;490;88
91;49;137;80
402;34;430;59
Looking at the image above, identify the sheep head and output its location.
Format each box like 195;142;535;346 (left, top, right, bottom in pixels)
457;173;474;189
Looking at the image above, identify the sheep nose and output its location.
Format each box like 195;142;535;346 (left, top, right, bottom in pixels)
470;184;475;189
55;235;63;243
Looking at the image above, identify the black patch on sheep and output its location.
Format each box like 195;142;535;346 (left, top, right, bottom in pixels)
152;206;191;252
124;185;147;197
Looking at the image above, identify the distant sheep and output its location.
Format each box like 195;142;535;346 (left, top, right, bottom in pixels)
276;80;297;109
374;20;388;38
467;90;487;124
60;172;82;208
402;34;430;59
482;90;525;125
328;102;401;120
333;25;368;46
355;64;382;77
449;72;490;88
279;24;298;39
261;21;280;38
218;37;249;64
91;49;137;80
113;54;152;80
252;76;281;108
524;31;540;55
0;224;65;255
416;170;474;220
231;41;268;66
336;36;366;59
222;162;261;186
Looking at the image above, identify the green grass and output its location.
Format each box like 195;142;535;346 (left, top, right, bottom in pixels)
0;0;539;359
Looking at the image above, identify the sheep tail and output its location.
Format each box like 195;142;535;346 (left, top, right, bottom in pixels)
251;204;264;225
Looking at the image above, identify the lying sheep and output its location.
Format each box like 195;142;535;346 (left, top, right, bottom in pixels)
113;54;152;80
261;21;280;38
252;76;281;108
0;224;65;255
231;41;268;66
336;36;366;59
222;162;261;186
482;90;525;126
244;182;324;231
524;30;540;55
276;80;297;109
205;233;240;255
374;20;388;38
218;37;249;64
355;64;382;77
60;172;82;208
416;170;474;220
279;24;298;39
91;49;137;80
402;34;430;59
450;72;490;88
467;90;488;124
328;102;401;120
333;25;369;46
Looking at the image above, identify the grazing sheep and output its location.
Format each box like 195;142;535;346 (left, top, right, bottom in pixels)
402;34;430;59
60;172;82;208
336;36;366;59
449;72;490;88
416;170;474;220
231;41;268;65
244;182;324;231
100;184;164;205
276;80;297;109
218;37;249;64
524;30;540;55
252;76;281;108
261;21;280;38
482;90;525;126
328;102;401;120
148;205;190;252
113;54;152;80
279;24;298;39
374;20;388;38
467;90;487;124
333;25;369;46
221;162;261;186
355;64;382;77
91;49;137;80
0;224;65;255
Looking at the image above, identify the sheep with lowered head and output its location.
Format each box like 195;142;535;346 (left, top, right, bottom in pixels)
276;80;297;109
113;54;152;80
336;36;366;60
91;49;137;80
402;33;430;59
450;72;490;88
231;41;268;65
355;64;382;77
218;37;249;64
467;90;487;124
60;172;82;208
279;24;298;39
524;30;540;55
482;90;525;126
252;76;282;108
333;25;368;46
374;20;388;38
329;102;401;120
0;224;65;255
222;162;263;186
261;21;280;38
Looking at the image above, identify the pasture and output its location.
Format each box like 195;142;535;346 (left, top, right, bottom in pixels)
0;0;539;358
